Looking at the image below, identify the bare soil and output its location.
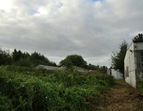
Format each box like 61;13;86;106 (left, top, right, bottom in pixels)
97;80;143;111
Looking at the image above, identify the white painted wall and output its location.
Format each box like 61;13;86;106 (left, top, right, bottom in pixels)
111;69;123;79
124;42;143;87
124;42;136;87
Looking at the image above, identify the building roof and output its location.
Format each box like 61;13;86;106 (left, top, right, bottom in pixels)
36;65;88;73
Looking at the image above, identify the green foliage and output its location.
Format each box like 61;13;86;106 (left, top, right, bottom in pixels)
0;49;12;65
98;66;108;74
0;49;56;67
133;33;143;42
137;81;143;93
87;64;96;70
0;66;114;111
87;64;108;74
0;92;13;111
111;41;128;79
12;49;23;62
30;52;56;66
60;54;87;68
15;57;33;67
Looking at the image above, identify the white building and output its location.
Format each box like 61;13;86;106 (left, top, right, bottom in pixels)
107;68;123;79
111;69;123;79
124;34;143;87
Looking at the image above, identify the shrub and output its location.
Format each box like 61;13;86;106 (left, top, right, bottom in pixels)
0;66;114;111
0;92;13;111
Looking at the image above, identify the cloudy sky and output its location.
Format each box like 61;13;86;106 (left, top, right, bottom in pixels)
0;0;143;67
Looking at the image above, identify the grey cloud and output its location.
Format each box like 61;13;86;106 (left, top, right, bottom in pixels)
0;0;143;67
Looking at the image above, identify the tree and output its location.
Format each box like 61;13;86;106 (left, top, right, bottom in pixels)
12;49;23;62
133;33;143;42
87;64;96;70
0;49;12;65
60;54;87;68
87;64;108;74
99;66;108;74
31;52;56;66
111;41;128;79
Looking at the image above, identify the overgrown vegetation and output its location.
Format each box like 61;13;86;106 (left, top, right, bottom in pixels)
137;81;143;93
0;65;114;111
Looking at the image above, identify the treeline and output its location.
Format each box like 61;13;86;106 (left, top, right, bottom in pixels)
87;64;108;74
0;49;108;73
60;54;108;74
0;49;56;67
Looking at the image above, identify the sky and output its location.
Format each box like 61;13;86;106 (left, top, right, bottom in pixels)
0;0;143;67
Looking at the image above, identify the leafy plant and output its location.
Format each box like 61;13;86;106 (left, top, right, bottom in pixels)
0;66;114;111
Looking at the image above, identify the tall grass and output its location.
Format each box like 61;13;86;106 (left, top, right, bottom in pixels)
0;66;114;111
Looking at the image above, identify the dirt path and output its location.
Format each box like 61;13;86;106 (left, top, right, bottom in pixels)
98;80;143;111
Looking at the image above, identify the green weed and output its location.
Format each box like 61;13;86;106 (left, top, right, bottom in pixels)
0;66;114;111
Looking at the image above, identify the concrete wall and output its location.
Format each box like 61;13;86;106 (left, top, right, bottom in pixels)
124;42;136;87
111;69;123;79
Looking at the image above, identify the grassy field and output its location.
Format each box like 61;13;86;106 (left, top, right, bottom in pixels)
0;65;114;111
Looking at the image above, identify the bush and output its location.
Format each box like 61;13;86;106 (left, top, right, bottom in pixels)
0;92;13;111
0;66;114;111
